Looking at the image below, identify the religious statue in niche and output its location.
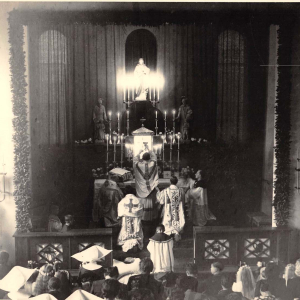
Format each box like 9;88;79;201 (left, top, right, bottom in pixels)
93;98;108;143
134;58;150;101
176;96;193;141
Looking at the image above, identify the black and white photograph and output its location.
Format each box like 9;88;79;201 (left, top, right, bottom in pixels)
0;1;300;299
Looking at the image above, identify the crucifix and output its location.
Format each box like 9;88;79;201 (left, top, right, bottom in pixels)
125;198;139;213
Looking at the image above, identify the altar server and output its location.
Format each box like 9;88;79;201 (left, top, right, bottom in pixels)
147;224;174;273
117;193;144;252
92;174;124;227
185;170;216;226
156;176;185;237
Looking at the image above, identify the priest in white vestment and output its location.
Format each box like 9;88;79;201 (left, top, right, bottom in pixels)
147;224;174;273
117;194;144;252
133;149;159;222
156;176;185;236
185;170;216;226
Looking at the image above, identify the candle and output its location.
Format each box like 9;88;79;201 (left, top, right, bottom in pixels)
117;112;120;120
113;135;117;165
127;110;129;117
158;86;159;100
172;110;175;120
106;134;109;165
164;111;166;119
108;111;111;120
121;134;124;166
155;111;157;119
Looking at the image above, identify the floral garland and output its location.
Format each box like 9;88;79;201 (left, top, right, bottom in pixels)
8;11;32;232
273;23;294;227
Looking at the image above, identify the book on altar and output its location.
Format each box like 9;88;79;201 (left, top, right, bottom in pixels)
109;168;133;182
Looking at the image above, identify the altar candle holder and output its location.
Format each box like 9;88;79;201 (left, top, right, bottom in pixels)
117;112;120;144
126;110;130;136
172;110;176;144
120;134;124;168
113;135;117;166
177;132;181;173
169;134;173;164
105;134;109;174
108;111;112;144
155;111;158;135
164;111;167;140
296;147;300;193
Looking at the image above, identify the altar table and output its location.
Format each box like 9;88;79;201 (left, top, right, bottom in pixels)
94;178;170;201
14;228;112;269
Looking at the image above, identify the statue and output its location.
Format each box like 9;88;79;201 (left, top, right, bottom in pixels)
134;58;150;101
176;96;193;141
93;98;107;143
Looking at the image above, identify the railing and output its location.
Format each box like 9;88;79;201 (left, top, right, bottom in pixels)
194;226;293;268
14;228;113;269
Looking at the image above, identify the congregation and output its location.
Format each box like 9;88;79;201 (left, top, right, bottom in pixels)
2;248;300;300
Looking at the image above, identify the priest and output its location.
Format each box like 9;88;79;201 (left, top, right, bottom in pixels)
117;193;144;252
92;175;124;227
156;176;185;237
133;148;159;222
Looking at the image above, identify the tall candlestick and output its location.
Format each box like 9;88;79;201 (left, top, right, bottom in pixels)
155;111;158;136
172;110;176;144
113;135;117;166
126;110;130;136
117;112;120;144
170;134;173;164
297;148;300;194
177;133;180;173
108;111;112;144
121;134;124;168
164;111;167;141
106;134;109;173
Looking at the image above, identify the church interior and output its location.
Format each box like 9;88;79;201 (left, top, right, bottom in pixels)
1;2;300;299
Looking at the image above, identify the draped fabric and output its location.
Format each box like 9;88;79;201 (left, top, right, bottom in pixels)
217;30;247;142
29;23;248;145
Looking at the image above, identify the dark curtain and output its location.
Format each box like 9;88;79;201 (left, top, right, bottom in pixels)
217;30;247;142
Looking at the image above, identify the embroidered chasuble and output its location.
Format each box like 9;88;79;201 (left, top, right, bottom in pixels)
133;151;159;221
117;194;144;252
185;187;216;226
147;232;174;273
92;179;124;227
157;185;185;235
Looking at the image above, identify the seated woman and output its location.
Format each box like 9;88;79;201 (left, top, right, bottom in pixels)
185;170;216;226
231;265;256;300
33;263;55;296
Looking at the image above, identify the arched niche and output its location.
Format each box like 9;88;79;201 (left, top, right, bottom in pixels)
125;29;157;73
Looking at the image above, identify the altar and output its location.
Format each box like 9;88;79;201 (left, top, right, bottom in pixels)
94;178;170;202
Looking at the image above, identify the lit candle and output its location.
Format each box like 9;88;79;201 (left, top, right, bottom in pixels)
117;112;120;120
127;110;129;118
155;111;157;119
108;111;111;120
172;110;175;120
164;111;166;119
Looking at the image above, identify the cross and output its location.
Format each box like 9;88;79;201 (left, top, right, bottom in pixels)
125;198;139;213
